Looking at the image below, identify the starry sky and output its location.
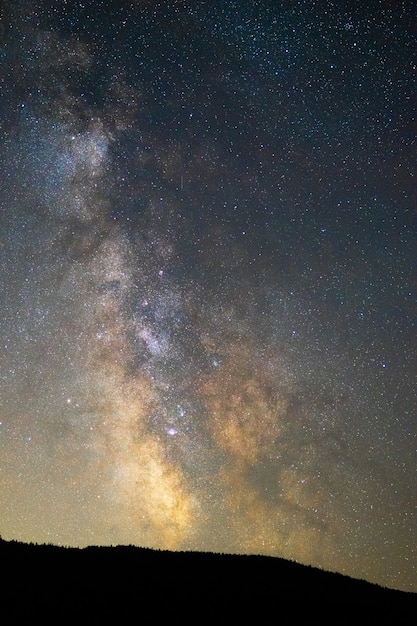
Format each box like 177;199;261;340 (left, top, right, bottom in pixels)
0;0;416;592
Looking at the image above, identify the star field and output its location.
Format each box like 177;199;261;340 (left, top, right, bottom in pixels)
0;0;415;592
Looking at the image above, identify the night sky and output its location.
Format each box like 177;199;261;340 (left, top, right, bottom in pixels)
0;0;415;592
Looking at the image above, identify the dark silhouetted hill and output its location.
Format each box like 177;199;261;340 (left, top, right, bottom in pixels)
1;536;415;620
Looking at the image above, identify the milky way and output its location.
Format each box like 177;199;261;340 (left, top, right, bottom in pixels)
0;1;415;592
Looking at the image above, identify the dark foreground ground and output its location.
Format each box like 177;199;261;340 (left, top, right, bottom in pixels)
2;537;415;621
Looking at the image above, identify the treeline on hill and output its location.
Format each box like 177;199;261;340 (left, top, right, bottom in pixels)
1;536;415;618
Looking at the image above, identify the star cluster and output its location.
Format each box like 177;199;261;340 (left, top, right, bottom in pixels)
0;1;415;592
